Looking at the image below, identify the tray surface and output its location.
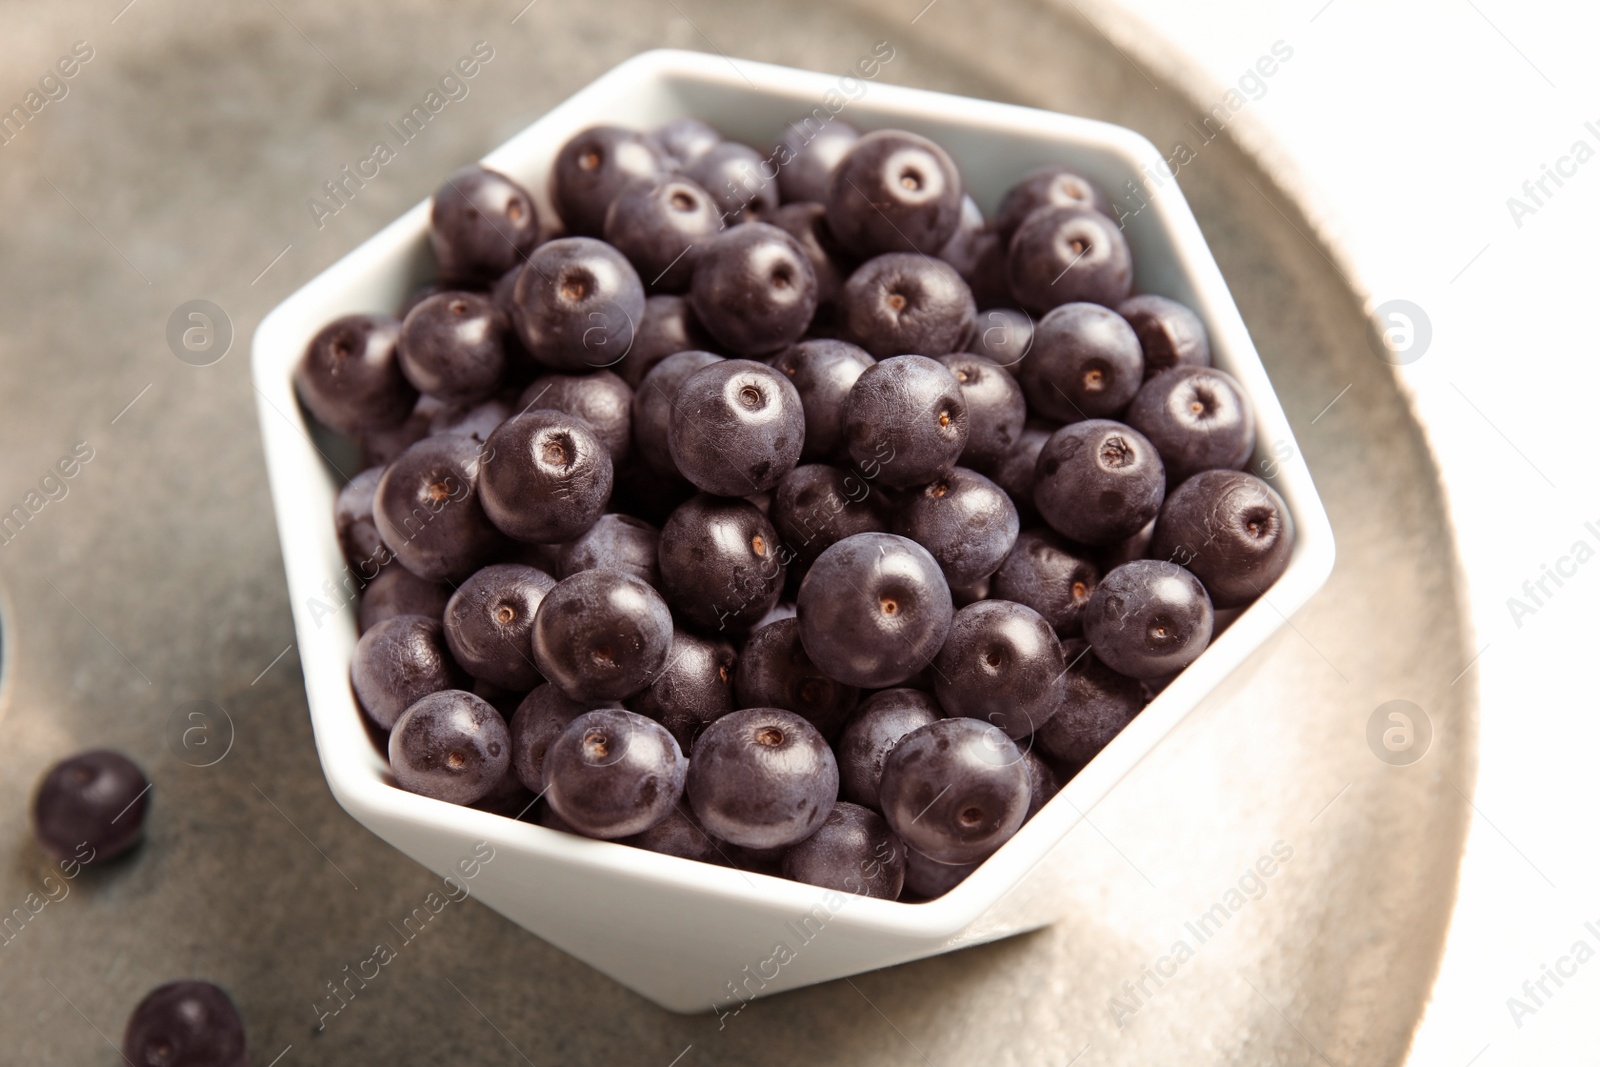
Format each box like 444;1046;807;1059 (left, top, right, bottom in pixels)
0;1;1474;1063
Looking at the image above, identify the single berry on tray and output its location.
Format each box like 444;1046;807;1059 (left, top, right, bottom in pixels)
430;164;540;285
510;236;644;371
295;313;414;435
373;434;505;582
602;177;724;293
397;290;508;401
1007;204;1132;312
840;252;976;359
688;222;818;357
33;750;149;864
1124;365;1255;485
122;980;248;1067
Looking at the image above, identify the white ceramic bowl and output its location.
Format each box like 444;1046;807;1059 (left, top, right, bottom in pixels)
252;48;1335;1014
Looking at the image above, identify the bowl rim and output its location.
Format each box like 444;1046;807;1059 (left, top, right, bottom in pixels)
251;47;1335;941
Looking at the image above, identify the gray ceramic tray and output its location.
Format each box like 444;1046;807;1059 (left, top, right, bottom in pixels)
0;1;1475;1063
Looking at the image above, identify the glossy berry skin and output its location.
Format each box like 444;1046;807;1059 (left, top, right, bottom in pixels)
374;435;504;582
621;803;729;865
989;424;1052;525
769;339;875;462
122;981;247;1067
667;359;805;496
688;223;818;357
32;750;148;864
842;355;969;489
685;707;839;849
390;690;511;805
511;237;644;371
335;467;386;575
480;410;613;544
560;512;660;588
1118;294;1211;379
358;566;452;632
836;688;943;811
521;369;633;463
351;614;469;729
893;468;1019;586
841;253;976;360
994;165;1111;241
296;313;414;435
1033;638;1146;767
878;717;1029;865
767;203;852;316
443;563;555;691
602;177;724;293
1084;560;1215;679
628;627;737;753
782;801;905;899
686;141;779;223
644;117;721;168
658;494;785;633
933;600;1066;739
616;294;713;388
769;464;892;570
902;847;981;899
937;353;1026;468
991;528;1100;636
735;617;860;742
632;349;723;478
508;683;617;792
826;129;964;258
1007;205;1133;313
430;396;511;445
775;117;860;204
966;307;1035;372
1150;470;1294;608
430;165;540;285
1021;302;1144;423
551;125;668;237
398;291;507;401
1034;420;1166;547
1124;366;1255;485
796;532;954;688
529;570;674;702
543;709;686;838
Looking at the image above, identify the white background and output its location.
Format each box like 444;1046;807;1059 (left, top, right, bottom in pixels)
1098;0;1600;1061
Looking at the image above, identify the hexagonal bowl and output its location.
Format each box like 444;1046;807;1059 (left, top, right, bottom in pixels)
251;48;1335;1013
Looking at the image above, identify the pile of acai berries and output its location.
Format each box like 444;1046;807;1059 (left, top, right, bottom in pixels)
296;114;1296;902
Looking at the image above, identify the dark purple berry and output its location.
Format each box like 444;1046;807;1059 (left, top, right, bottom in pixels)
1083;559;1214;679
122;981;247;1067
658;494;785;633
685;707;838;849
430;396;512;445
511;237;644;371
668;358;805;496
1007;205;1132;313
509;683;618;792
1150;470;1293;608
769;464;892;570
520;369;633;463
397;291;507;401
560;512;660;587
530;570;674;702
990;528;1100;636
936;352;1026;468
966;307;1035;372
1119;294;1211;378
988;423;1052;525
430;165;540;284
836;688;943;810
766;201;853;313
479;410;613;543
686;141;778;223
1022;748;1062;820
735;617;860;741
615;294;714;388
358;566;451;632
551;125;667;237
826;129;963;257
359;394;436;468
1124;366;1255;485
936;194;988;279
994;165;1110;242
842;354;968;489
351;614;468;729
389;689;510;804
644;117;721;168
689;223;818;357
602;177;724;293
769;339;875;462
296;314;414;435
878;717;1028;864
335;467;386;575
782;801;905;899
631;349;723;478
1033;420;1165;547
902;847;980;899
374;435;504;582
893;467;1018;586
443;563;555;690
627;627;737;753
620;802;729;864
774;117;860;204
1021;302;1144;422
933;600;1066;739
33;750;148;864
840;253;975;360
796;532;953;688
1033;638;1146;767
543;708;686;838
